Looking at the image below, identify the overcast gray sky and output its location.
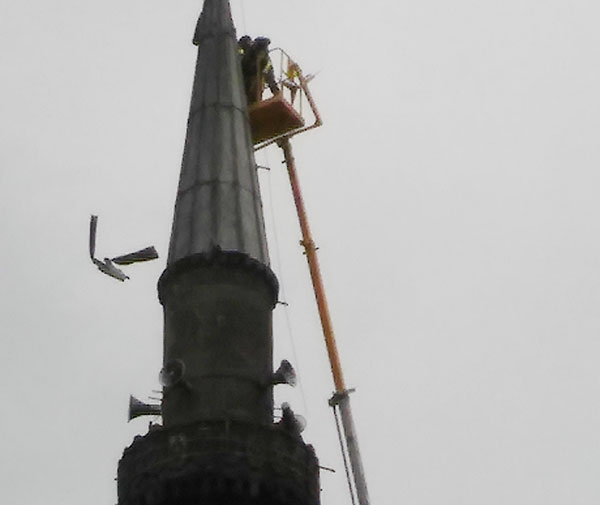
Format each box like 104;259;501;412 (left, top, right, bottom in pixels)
2;0;600;504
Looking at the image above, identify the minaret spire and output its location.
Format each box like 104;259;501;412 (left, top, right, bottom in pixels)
169;0;269;266
117;3;320;505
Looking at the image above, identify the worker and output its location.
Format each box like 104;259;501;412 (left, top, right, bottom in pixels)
238;35;252;56
239;36;280;105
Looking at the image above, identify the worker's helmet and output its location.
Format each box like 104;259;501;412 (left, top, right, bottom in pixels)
254;37;271;49
238;35;252;49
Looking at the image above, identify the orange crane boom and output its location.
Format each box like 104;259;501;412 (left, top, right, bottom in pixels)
279;138;370;505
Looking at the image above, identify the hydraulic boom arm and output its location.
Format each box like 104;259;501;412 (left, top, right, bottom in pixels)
279;138;370;505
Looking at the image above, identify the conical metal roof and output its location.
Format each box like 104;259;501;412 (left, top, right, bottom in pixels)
167;0;269;266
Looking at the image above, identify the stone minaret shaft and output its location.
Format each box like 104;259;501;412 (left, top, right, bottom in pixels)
117;1;320;504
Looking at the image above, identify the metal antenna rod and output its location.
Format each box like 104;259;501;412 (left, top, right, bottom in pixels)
279;138;371;505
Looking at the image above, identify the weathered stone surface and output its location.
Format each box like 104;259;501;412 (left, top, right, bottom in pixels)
159;250;278;426
118;420;320;505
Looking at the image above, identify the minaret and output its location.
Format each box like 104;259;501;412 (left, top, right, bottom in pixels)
117;2;320;504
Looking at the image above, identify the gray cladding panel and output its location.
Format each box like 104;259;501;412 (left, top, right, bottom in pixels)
189;47;208;111
218;114;236;183
239;188;267;260
216;183;243;250
233;111;253;188
218;39;233;105
171;191;194;260
190;184;213;254
229;38;245;110
203;42;219;107
196;106;217;184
